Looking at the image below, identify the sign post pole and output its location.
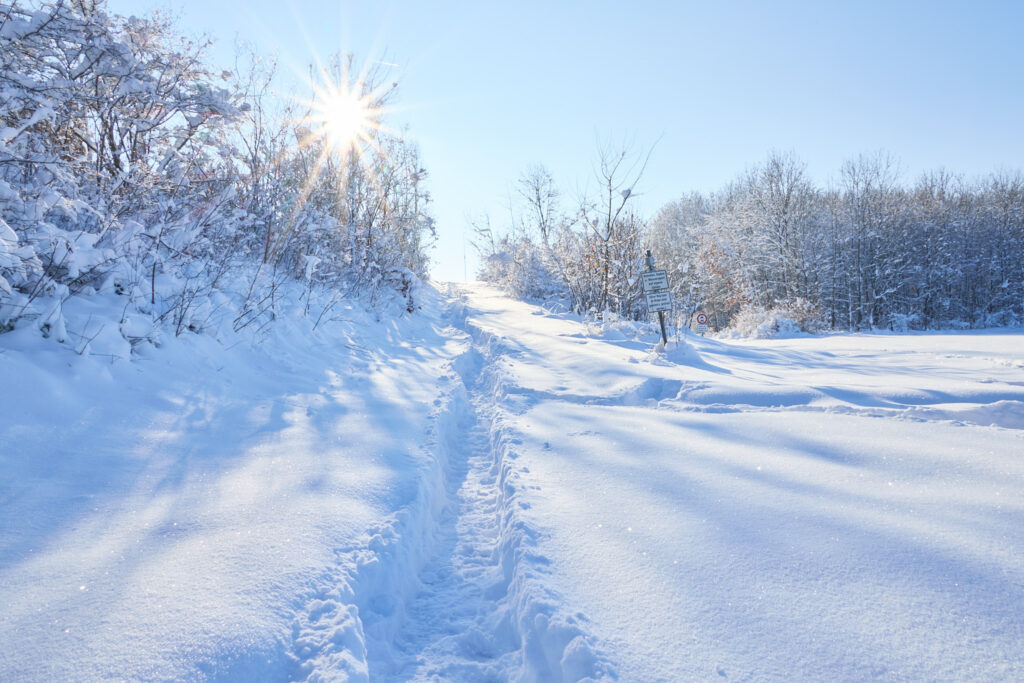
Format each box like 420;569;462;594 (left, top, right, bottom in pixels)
645;250;669;345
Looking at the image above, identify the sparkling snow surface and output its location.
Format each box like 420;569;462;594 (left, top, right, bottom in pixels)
456;285;1024;680
2;282;1023;681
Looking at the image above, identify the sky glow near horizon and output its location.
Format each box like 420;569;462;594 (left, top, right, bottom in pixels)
106;0;1024;282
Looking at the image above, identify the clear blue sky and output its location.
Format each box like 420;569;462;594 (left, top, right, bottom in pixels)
107;0;1024;282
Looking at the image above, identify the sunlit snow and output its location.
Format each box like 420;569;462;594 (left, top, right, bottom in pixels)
2;282;1022;680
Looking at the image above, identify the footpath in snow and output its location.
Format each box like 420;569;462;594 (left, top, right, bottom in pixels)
2;281;1024;680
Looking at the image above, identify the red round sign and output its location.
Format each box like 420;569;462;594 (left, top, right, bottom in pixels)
696;313;708;325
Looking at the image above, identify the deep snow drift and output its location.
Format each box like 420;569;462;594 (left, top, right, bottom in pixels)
2;282;1023;681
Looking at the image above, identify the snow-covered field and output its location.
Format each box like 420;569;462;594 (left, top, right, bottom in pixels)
2;282;1023;681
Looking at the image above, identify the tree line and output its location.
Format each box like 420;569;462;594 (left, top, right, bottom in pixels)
477;149;1024;333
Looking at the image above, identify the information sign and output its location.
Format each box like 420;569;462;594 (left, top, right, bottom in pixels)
642;250;671;344
645;289;673;312
641;269;669;292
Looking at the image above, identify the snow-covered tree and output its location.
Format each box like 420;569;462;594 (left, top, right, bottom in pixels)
1;0;435;345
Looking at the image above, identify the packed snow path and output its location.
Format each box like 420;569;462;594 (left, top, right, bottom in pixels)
2;281;1024;680
366;287;610;680
373;331;512;679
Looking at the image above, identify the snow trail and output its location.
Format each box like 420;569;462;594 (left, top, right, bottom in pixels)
377;341;515;679
364;287;612;681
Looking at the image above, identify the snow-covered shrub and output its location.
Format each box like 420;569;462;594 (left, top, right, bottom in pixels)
476;235;562;302
725;299;825;339
0;1;435;355
888;312;922;332
977;308;1020;329
475;153;650;320
383;267;422;313
0;1;238;338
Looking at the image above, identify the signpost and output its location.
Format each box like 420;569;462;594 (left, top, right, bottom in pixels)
643;250;670;345
696;312;708;335
640;269;669;293
645;289;673;312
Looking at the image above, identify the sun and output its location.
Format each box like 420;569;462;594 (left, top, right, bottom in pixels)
299;64;392;157
267;60;399;258
312;84;377;152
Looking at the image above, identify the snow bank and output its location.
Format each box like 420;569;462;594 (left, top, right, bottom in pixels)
0;283;466;681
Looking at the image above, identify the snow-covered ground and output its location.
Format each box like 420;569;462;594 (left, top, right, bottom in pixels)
0;286;468;680
2;282;1023;680
458;285;1024;681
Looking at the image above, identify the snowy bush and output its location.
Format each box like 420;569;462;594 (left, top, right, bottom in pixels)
0;1;434;355
475;151;650;320
725;299;825;339
888;312;922;333
475;235;562;302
